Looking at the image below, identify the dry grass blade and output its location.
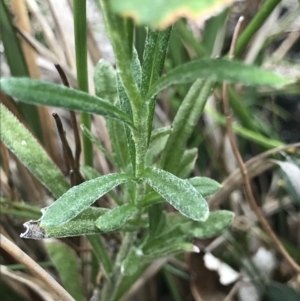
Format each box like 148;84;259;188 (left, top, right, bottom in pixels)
209;142;300;208
17;28;77;86
26;0;64;60
222;16;300;274
0;234;76;301
120;258;169;301
47;0;76;70
1;265;56;301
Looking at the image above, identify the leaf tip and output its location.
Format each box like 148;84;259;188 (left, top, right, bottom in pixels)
20;220;46;240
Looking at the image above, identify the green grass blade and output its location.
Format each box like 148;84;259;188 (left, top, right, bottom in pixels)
74;0;93;166
205;106;284;149
45;241;85;301
0;0;43;140
0;104;69;198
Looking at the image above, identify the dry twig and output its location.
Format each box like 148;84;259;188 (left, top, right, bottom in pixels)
0;234;76;301
222;16;300;274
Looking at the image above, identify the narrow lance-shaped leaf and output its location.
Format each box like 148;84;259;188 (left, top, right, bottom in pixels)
40;173;134;227
140;27;172;143
20;207;138;239
188;177;222;198
142;167;209;221
147;59;294;100
160;79;212;174
182;210;234;239
96;203;138;232
45;240;85;301
176;148;198;179
94;58;130;169
117;48;142;172
0;104;69;198
0;78;134;127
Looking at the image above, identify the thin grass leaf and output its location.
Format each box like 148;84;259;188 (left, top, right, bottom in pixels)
147;59;294;99
0;0;43;140
40;173;134;227
205;106;284;149
142;167;209;221
81;124;115;165
0;78;134;127
0;104;69;198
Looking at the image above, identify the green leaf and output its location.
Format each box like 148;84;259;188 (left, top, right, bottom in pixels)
21;207;109;239
144;241;197;258
147;59;294;99
188;177;222;197
45;240;85;301
40;173;134;227
160;79;212;173
150;126;172;144
94;59;118;103
142;167;209;221
140;27;172;143
117;47;142;171
94;59;129;169
96;203;138;232
122;248;144;276
146;133;169;166
183;210;234;239
263;282;300;301
111;0;236;29
176;148;198;179
0;104;69;198
0;78;134;127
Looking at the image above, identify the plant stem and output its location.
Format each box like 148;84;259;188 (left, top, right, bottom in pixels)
73;0;93;166
100;232;137;301
235;0;282;57
87;235;113;278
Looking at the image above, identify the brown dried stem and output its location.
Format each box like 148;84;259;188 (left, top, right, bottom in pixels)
223;16;300;274
0;234;76;301
54;64;82;173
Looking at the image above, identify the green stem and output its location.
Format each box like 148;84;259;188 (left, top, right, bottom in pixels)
162;267;183;301
235;0;282;57
87;235;113;278
74;0;93;166
100;232;137;301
